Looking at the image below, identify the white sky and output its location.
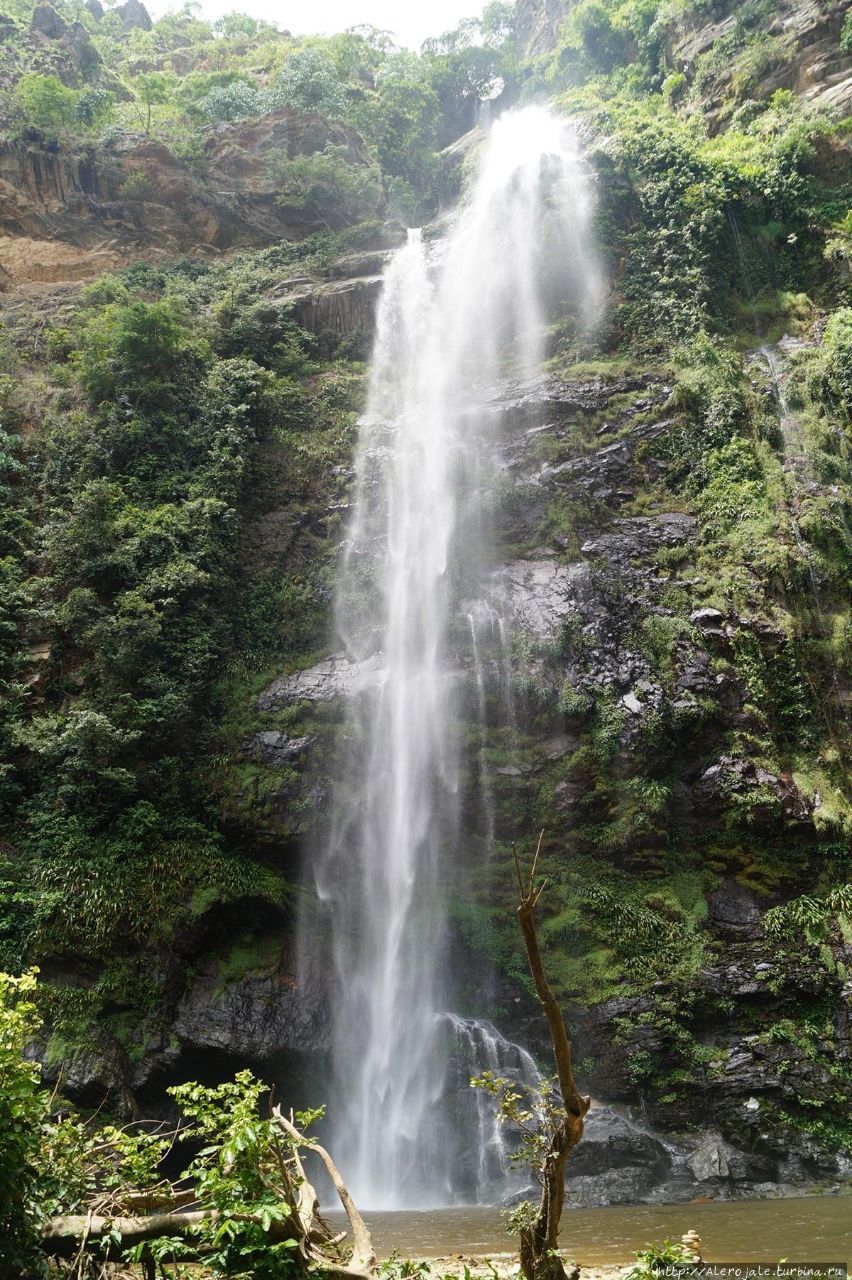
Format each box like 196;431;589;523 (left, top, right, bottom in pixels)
149;1;484;49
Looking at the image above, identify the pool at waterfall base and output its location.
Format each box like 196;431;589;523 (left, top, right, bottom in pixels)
329;1196;851;1265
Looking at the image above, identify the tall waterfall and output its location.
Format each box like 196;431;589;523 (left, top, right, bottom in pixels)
313;107;599;1209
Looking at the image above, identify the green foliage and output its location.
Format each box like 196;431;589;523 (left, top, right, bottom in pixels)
0;263;304;977
75;295;206;406
0;974;310;1278
74;86;112;127
801;306;852;421
135;70;178;132
198;78;259;122
14;72;76;128
470;1069;567;1200
0;969;45;1274
567;84;840;347
764;885;852;944
841;11;852;54
271;144;383;225
271;47;347;117
163;1071;306;1277
624;1238;696;1280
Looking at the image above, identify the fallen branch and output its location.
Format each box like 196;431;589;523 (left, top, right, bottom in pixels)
42;1210;214;1259
273;1107;377;1277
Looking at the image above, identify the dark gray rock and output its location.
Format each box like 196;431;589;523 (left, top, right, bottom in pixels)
696;756;813;827
241;730;316;765
329;249;394;280
690;606;725;628
495;559;584;639
686;1133;730;1182
115;0;152;30
569;1107;672;1179
174;953;329;1059
581;513;697;563
288;276;384;342
565;1166;664;1207
30;3;68;37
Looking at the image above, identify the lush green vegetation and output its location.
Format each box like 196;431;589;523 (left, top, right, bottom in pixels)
0;0;519;219
0;968;337;1276
0;237;366;1056
0;0;850;1256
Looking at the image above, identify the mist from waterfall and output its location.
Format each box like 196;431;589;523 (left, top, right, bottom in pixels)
313;106;600;1210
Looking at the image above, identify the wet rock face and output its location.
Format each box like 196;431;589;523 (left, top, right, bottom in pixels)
707;879;762;936
173;953;329;1060
188;358;842;1199
257;653;382;710
572;932;852;1194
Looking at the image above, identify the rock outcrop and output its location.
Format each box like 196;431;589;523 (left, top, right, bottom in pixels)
0;110;379;284
670;0;852;121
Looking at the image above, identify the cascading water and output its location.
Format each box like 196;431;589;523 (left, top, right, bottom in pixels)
312;106;600;1210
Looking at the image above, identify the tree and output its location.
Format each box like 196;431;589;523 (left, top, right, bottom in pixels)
351;52;440;210
473;834;591;1280
199;78;259;121
75;296;203;407
213;10;271;39
74;85;113;126
135;71;177;133
271;48;347;118
14;73;77;129
0;971;377;1277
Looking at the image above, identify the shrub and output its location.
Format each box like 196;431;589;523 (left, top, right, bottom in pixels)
270;144;382;225
14;73;76;129
0;970;44;1273
199;78;259;122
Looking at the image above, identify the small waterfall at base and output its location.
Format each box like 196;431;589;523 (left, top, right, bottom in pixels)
309;107;600;1210
441;1015;543;1205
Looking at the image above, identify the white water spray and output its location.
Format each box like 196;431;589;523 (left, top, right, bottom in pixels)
314;107;599;1209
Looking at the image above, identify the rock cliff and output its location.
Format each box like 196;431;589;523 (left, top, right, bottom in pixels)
0;110;378;284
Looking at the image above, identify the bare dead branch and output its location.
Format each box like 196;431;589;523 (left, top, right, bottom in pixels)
273;1108;376;1276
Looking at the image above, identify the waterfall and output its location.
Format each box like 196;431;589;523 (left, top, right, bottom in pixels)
312;106;600;1210
441;1014;544;1203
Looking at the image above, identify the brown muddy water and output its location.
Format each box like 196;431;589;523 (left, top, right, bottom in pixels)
329;1196;851;1264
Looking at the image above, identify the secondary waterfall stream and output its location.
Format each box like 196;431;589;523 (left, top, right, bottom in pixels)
312;107;600;1210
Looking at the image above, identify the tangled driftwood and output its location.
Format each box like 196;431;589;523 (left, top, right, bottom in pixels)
41;1109;376;1278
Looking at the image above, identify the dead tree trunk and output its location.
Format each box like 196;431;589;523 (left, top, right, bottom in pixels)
513;833;590;1280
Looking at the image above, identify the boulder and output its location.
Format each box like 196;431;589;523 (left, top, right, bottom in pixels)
115;0;152;31
568;1107;671;1180
707;879;761;936
30;2;67;37
257;652;382;710
241;731;316;765
687;1134;730;1183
